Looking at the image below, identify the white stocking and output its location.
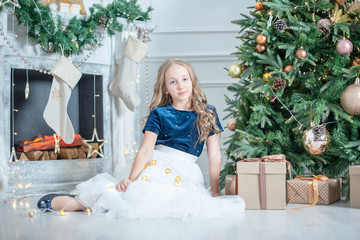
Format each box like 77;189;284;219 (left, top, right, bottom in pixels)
43;55;82;144
109;35;149;111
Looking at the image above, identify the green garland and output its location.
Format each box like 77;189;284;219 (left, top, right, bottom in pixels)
0;0;152;55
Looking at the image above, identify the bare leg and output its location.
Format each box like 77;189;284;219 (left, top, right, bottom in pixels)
51;196;85;211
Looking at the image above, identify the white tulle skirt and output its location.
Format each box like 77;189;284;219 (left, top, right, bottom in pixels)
75;145;245;219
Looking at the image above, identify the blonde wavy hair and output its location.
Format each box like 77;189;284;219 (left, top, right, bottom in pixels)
144;58;221;142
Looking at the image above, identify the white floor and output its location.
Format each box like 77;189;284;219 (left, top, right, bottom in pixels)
1;196;360;240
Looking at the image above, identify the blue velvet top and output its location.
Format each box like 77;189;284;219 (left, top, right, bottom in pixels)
142;104;224;157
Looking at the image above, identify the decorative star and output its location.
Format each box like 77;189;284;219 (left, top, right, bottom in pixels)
82;128;107;158
0;0;21;9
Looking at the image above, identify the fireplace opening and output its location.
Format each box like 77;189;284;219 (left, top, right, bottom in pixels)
10;68;104;160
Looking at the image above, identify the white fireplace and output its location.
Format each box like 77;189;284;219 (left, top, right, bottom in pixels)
0;12;150;196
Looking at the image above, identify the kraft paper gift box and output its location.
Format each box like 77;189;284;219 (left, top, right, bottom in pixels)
236;157;287;210
225;175;237;195
350;165;360;208
286;175;342;206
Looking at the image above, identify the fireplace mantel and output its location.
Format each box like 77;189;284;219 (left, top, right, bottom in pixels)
0;12;145;196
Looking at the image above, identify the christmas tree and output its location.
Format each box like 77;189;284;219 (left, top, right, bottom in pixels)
220;0;360;189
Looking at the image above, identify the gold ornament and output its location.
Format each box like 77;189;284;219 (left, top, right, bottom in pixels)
302;125;331;155
151;160;157;165
107;186;113;189
296;47;307;60
256;44;266;54
59;211;66;216
28;211;35;217
144;163;150;169
165;168;171;174
82;128;108;158
284;65;293;73
227;119;237;131
340;78;360;115
228;64;241;78
142;175;148;181
174;181;180;186
175;176;181;182
352;57;360;66
256;34;267;45
263;73;273;82
85;208;92;215
255;1;265;11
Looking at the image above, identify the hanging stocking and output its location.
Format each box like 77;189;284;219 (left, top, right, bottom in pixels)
109;35;149;111
43;55;82;144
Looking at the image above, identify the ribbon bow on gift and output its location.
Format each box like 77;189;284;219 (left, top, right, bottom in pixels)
241;154;292;179
240;154;292;210
290;175;330;210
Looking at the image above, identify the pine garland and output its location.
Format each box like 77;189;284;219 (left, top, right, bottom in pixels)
220;0;360;190
0;0;152;55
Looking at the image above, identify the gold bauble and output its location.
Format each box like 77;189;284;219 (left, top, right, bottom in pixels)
256;44;266;54
263;73;273;82
85;208;92;215
228;64;241;78
227;119;237;131
295;47;307;60
142;175;148;181
340;79;360;115
175;176;181;182
151;160;157;165
284;65;293;73
28;211;35;217
255;1;265;11
302;125;331;155
352;57;360;66
59;211;66;216
144;163;150;169
256;34;267;45
174;181;180;186
165;168;171;174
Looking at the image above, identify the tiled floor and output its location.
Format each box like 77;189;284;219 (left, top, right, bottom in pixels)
1;195;359;240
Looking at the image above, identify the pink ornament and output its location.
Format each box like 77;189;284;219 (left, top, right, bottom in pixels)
336;39;353;55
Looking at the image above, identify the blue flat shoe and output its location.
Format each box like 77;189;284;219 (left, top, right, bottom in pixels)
37;193;77;211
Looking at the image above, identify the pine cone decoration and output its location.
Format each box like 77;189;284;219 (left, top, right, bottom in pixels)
273;78;287;91
319;26;331;38
274;19;287;33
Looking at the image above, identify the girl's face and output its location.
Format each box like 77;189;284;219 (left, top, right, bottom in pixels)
164;64;193;105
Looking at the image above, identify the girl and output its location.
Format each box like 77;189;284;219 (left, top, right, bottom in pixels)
38;59;245;218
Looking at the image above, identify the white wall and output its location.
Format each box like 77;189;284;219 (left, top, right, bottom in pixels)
137;0;253;186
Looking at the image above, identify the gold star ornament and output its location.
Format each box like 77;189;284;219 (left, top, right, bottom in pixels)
82;128;107;158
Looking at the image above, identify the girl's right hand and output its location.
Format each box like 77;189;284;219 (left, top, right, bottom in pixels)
115;178;133;192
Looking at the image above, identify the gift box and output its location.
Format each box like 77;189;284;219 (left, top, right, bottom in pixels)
286;175;342;207
236;155;288;210
225;175;237;195
350;165;360;208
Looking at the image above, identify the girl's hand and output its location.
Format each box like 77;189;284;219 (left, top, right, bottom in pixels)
115;178;133;192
